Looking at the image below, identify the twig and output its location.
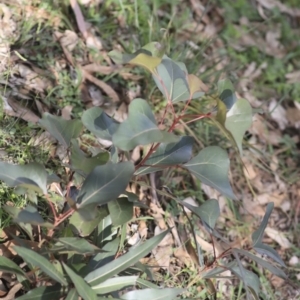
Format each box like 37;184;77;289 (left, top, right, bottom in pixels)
2;283;23;300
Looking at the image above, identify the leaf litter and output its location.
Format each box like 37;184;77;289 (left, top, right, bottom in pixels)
0;0;300;299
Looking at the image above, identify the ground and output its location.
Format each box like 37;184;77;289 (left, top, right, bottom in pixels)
0;0;300;299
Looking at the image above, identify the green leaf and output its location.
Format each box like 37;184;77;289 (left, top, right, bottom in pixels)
225;98;252;154
254;242;286;267
216;97;228;126
108;197;133;226
142;41;165;57
153;57;189;103
65;288;79;300
69;207;107;237
56;237;101;254
85;230;169;286
94;214;114;247
0;162;47;194
13;246;68;286
184;146;235;199
121;288;184;300
135;136;194;175
252;202;274;246
235;248;287;279
39;113;82;147
4;205;52;227
63;263;97;300
81;107;119;141
108;42;164;73
70;140;109;175
88;237;120;271
137;278;159;288
217;79;236;110
77;162;135;208
15;285;63;300
128;53;162;73
92;276;138;294
108;42;165;64
230;265;260;300
187;74;205;98
76;204;100;222
0;255;26;276
181;199;220;232
113;98;178;151
109;47;153;64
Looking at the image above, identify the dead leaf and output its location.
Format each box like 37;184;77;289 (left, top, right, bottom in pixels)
286;71;300;84
183;197;198;214
174;247;193;268
0;279;7;297
265;227;291;249
13;64;52;92
152;226;173;270
5;95;40;123
138;220;148;239
250;114;281;145
256;0;300;17
61;105;73;120
82;69;120;103
70;0;87;39
54;30;78;52
83;64;119;75
149;203;167;230
268;99;288;130
286;107;300;128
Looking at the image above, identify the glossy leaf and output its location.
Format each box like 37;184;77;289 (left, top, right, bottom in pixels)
225;98;252;154
39;113;82;147
108;197;133;226
135;136;194;176
252;202;274;246
15;285;63;300
81;107;119;141
184;146;235;199
92;276;138;294
121;288;184;300
70;140;109;175
56;237;101;254
77;162;135;208
88;237;120;271
182;199;220;232
0;255;26;276
76;204;100;222
254;242;286;267
65;288;79;300
63;263;97;300
69;207;107;237
137;278;159;288
217;79;236;110
85;230;169;286
153;57;191;103
4;205;52;227
94;214;114;247
230;265;260;300
235;248;287;279
13;246;68;286
0;162;47;194
113;98;178;151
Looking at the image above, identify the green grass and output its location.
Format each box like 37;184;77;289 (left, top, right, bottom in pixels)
0;0;298;298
